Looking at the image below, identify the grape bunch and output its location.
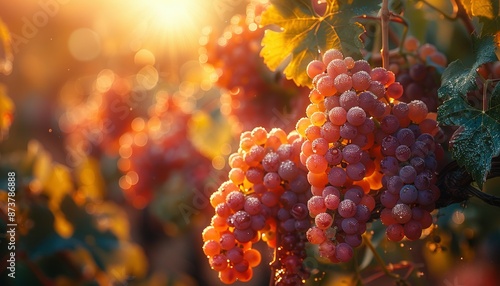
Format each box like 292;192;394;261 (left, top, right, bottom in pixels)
202;127;312;285
299;49;396;262
299;48;443;261
392;36;448;112
200;15;266;97
200;12;309;133
377;100;444;241
202;46;446;282
220;86;309;134
117;94;211;208
60;72;150;158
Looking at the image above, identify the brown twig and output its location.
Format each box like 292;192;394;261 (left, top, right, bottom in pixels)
361;260;423;284
362;234;401;280
435;157;500;208
419;0;475;35
269;231;280;286
380;0;391;70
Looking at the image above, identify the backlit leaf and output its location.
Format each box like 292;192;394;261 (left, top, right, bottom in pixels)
0;84;14;141
459;0;500;36
260;0;380;87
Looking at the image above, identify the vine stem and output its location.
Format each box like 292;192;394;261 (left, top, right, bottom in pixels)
353;250;365;286
269;231;280;286
419;0;475;35
361;234;401;280
454;0;475;35
380;0;390;70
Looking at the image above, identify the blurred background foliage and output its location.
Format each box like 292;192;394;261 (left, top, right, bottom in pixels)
0;0;498;285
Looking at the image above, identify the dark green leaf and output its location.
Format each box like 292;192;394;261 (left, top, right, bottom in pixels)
29;234;79;260
389;0;404;14
438;35;498;100
260;0;380;87
438;35;500;187
59;195;119;269
439;94;500;186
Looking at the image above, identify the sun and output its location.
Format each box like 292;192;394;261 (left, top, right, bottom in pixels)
145;0;197;29
126;0;207;71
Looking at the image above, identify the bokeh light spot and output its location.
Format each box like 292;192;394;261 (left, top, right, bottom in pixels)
68;28;101;61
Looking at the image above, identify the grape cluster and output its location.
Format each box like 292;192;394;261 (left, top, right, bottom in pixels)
392;36;448;112
202;127;312;285
220;86;309;133
377;101;444;241
200;15;266;97
300;49;399;262
60;74;146;158
202;46;446;282
117;94;212;208
200;13;309;133
299;48;443;261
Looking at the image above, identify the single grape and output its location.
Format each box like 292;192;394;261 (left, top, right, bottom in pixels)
307;60;326;79
386;223;404;242
392;203;412;224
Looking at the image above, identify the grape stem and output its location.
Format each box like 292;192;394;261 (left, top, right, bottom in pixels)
366;48;401;63
269;231;280;286
418;0;475;35
353;250;365;286
361;234;402;281
481;79;500;112
355;14;409;61
354;14;408;28
435;158;500;208
380;0;390;70
361;260;422;284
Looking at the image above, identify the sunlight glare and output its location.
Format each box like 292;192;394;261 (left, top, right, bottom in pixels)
147;0;195;29
128;0;205;75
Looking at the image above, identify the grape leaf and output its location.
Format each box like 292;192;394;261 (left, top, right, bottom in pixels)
437;35;500;187
0;84;13;141
188;110;233;159
460;0;500;36
438;36;497;101
0;18;13;75
260;0;380;87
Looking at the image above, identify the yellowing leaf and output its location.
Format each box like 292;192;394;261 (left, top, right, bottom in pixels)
45;164;73;204
53;210;74;238
32;145;53;184
460;0;500;36
188;111;232;159
260;0;379;86
0;18;13;75
471;0;496;19
104;242;148;282
0;84;13;140
92;202;130;240
31;140;74;202
75;156;105;201
122;242;148;278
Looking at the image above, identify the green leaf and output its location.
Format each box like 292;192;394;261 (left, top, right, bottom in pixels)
438;91;500;187
459;0;500;36
59;195;119;269
260;0;380;87
29;234;79;260
439;36;498;100
438;35;500;187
